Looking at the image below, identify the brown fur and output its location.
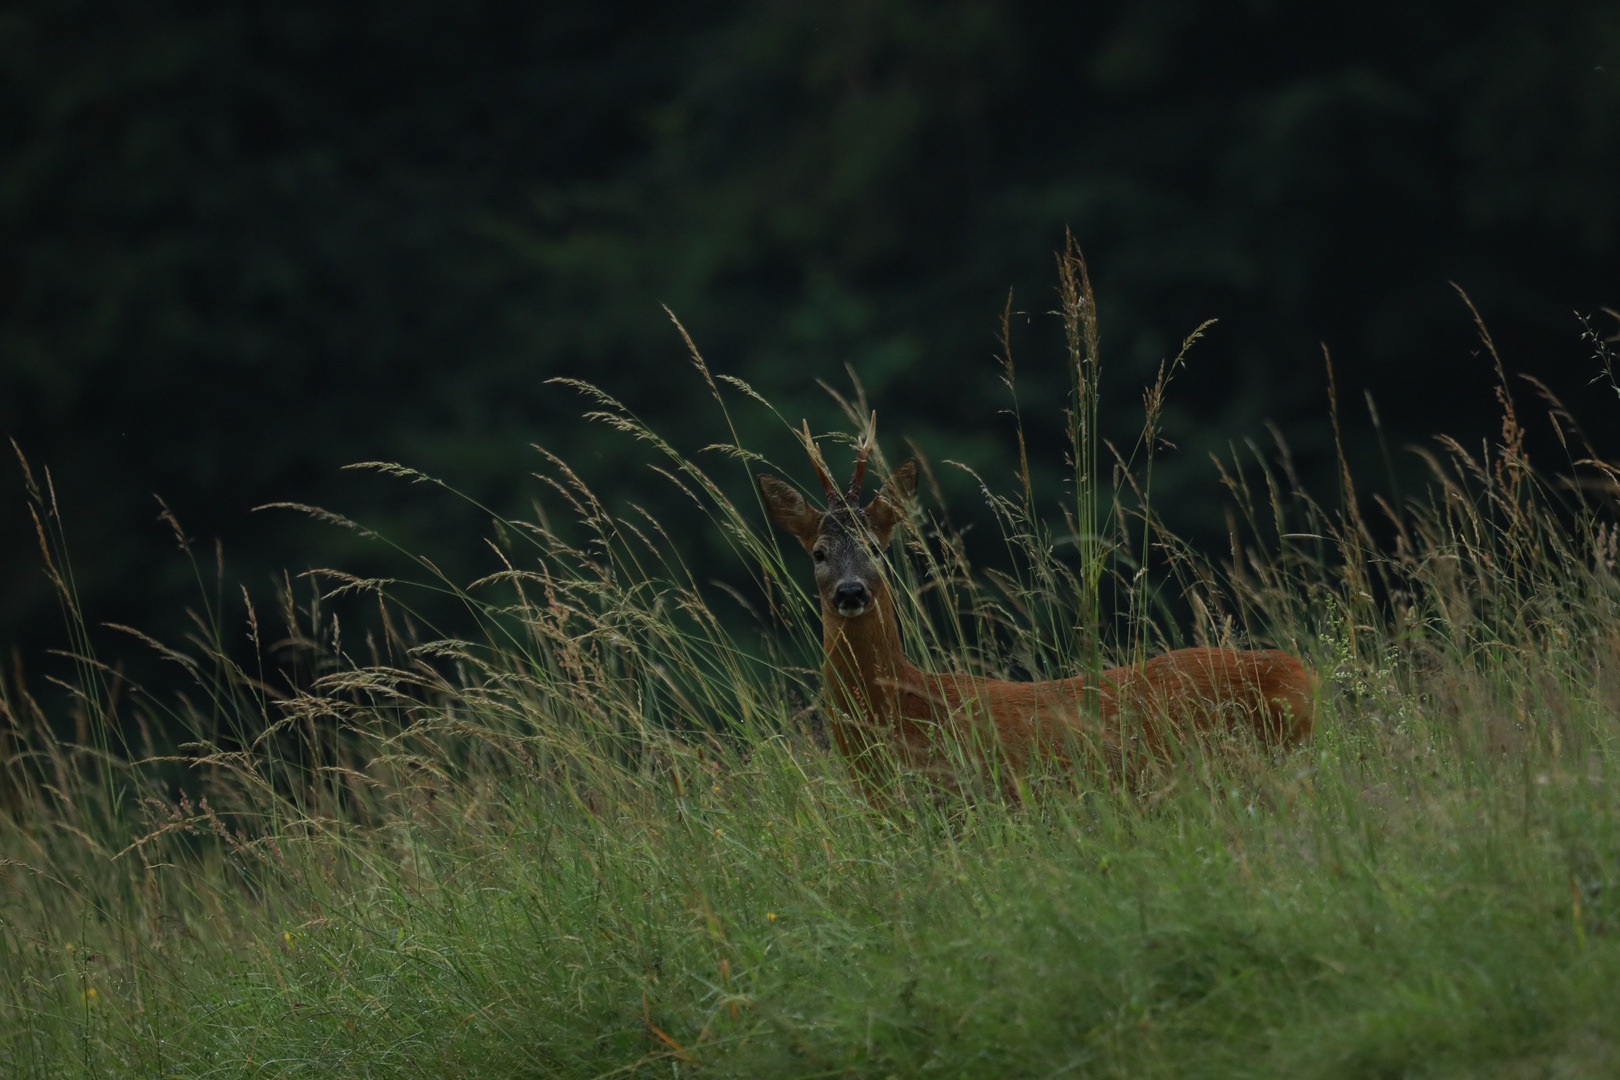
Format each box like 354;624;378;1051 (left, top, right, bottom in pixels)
761;454;1316;800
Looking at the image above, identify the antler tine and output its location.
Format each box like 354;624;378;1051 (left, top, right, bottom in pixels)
846;411;875;502
799;419;839;502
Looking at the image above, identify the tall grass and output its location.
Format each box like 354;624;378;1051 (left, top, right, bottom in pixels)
3;285;1620;1078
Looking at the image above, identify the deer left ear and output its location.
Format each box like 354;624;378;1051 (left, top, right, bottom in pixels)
864;459;917;547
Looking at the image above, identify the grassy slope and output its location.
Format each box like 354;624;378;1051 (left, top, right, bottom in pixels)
3;309;1619;1079
7;690;1620;1079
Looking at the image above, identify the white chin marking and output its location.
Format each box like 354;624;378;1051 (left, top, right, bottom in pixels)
837;604;867;618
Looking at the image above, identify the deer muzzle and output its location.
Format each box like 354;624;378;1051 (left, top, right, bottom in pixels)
833;581;870;618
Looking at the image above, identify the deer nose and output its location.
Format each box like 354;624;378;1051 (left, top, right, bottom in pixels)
833;582;870;616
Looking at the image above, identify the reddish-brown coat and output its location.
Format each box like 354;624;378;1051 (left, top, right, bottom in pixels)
818;570;1315;793
761;439;1315;800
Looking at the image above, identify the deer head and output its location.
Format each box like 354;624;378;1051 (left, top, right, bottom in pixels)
759;417;918;620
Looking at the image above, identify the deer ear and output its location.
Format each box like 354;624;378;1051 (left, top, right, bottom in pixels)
864;459;917;546
759;474;820;549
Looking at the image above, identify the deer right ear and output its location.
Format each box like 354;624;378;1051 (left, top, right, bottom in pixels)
863;459;918;547
759;474;821;550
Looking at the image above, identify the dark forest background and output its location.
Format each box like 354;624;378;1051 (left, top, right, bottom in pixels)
3;0;1618;706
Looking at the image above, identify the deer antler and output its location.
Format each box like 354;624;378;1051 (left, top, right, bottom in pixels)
847;411;875;502
800;419;839;503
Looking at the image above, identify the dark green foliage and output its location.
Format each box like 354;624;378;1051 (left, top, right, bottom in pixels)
2;0;1618;706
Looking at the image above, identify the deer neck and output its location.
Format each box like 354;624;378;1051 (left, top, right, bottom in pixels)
820;579;910;723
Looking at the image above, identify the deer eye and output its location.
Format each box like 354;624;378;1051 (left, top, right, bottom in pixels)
812;547;827;563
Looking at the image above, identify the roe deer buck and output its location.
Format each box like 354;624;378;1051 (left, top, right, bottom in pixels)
759;419;1315;800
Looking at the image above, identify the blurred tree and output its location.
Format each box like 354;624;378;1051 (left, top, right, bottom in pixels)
1;0;1617;693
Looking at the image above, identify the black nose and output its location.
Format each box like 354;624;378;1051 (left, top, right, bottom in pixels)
834;582;869;610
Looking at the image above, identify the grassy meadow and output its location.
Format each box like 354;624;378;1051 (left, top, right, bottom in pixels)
4;278;1620;1078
